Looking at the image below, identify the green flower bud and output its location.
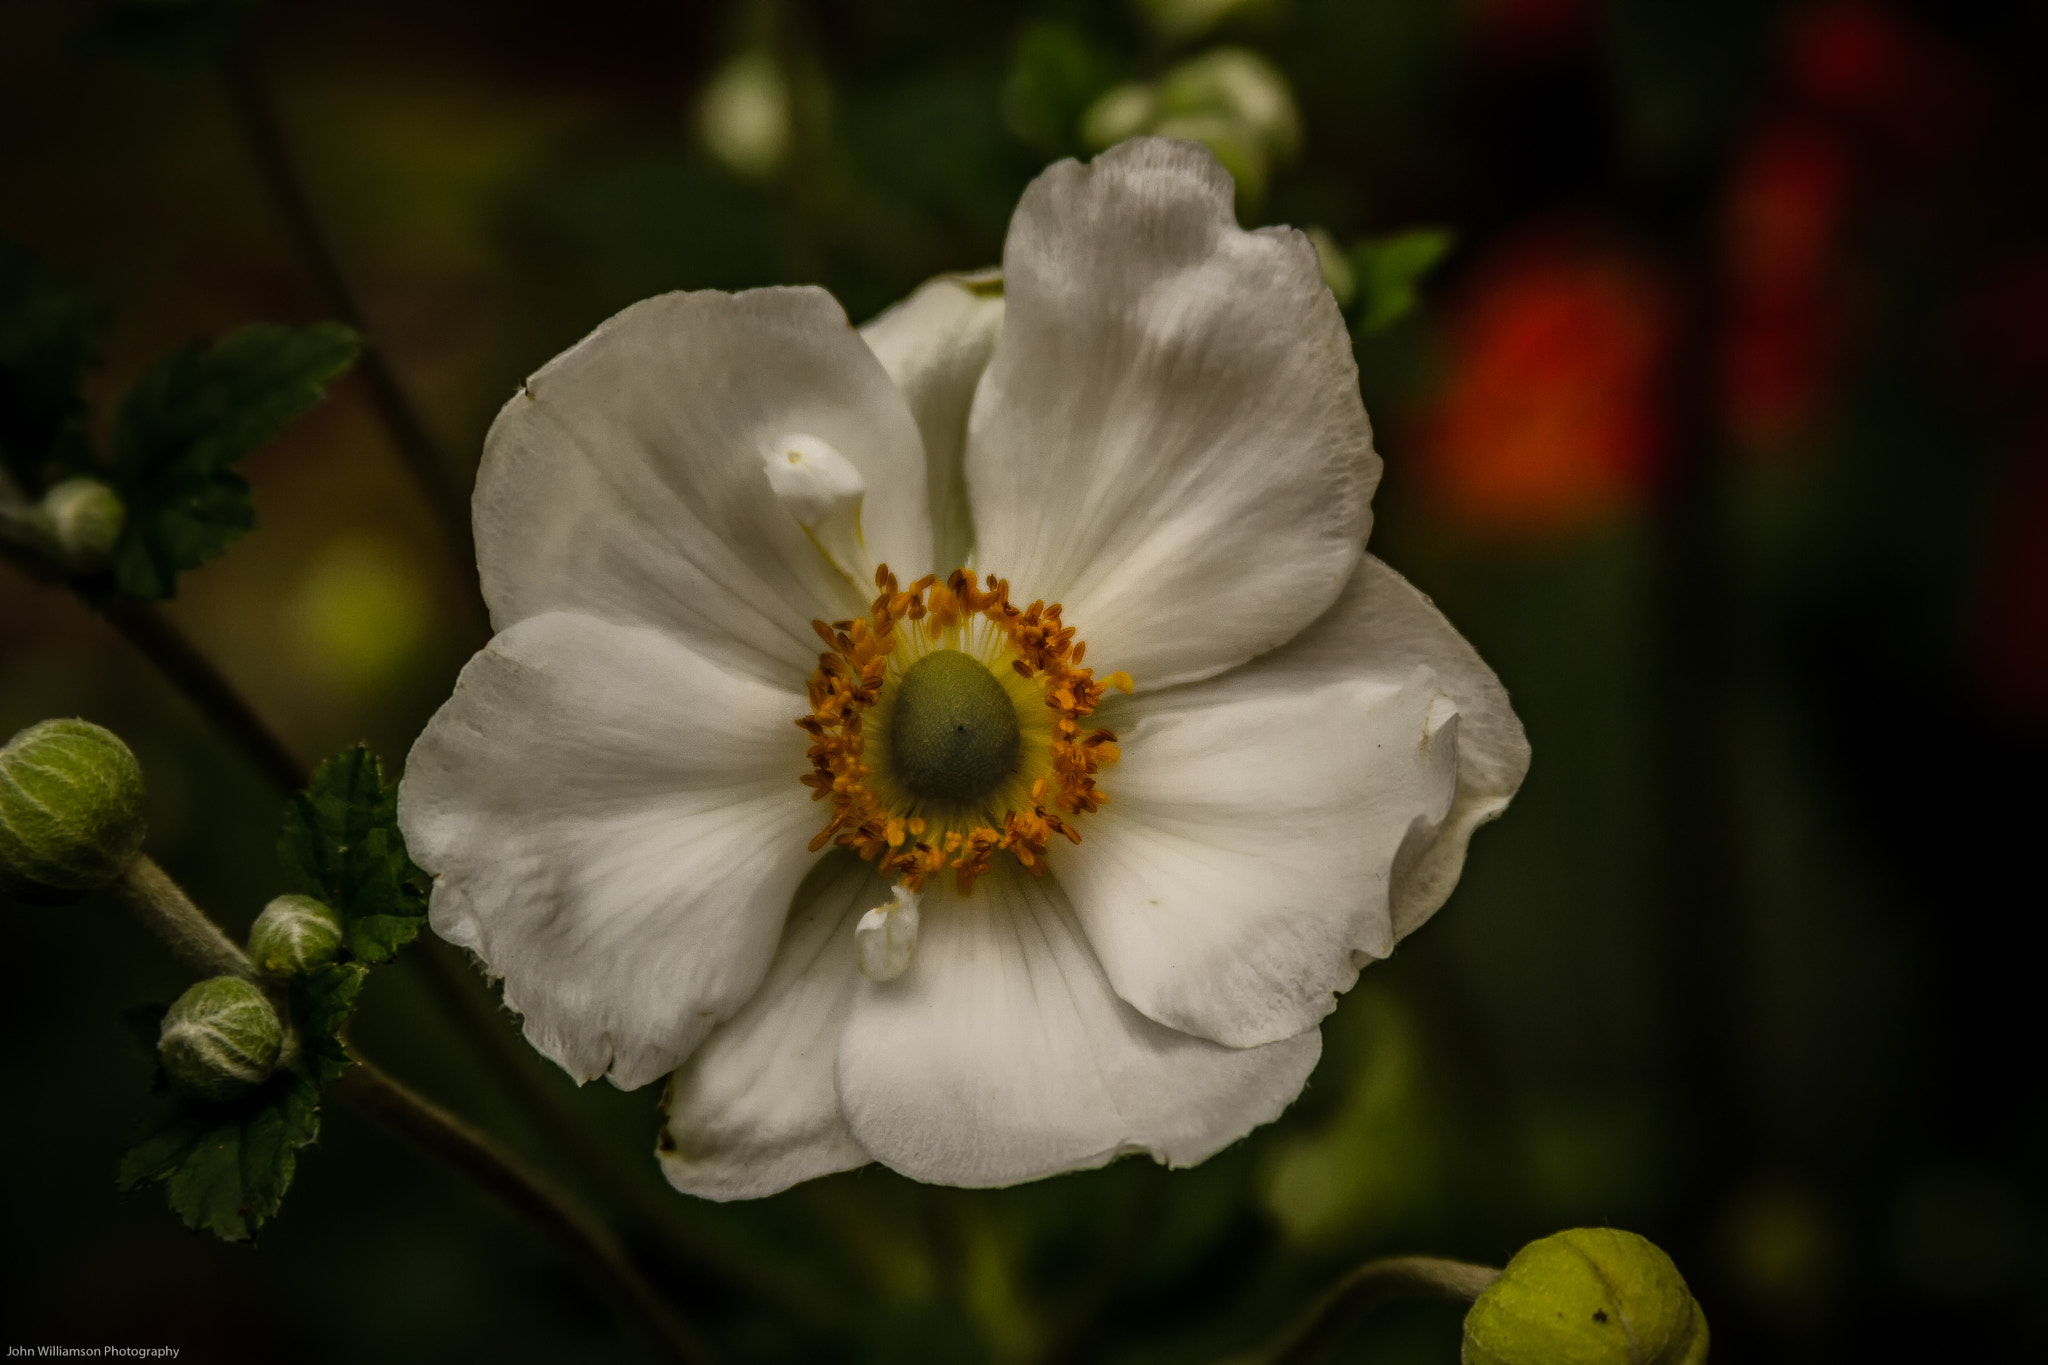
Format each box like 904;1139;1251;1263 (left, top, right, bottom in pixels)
158;976;283;1102
248;893;344;975
1155;49;1301;163
1462;1228;1708;1365
34;478;126;574
0;719;148;903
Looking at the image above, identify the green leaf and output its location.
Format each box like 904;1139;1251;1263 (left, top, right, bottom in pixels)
117;1072;322;1243
1350;227;1456;334
0;239;107;494
279;746;429;963
109;321;360;599
292;962;368;1084
1002;22;1121;158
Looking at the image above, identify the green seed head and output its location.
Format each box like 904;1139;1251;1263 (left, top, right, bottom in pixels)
1462;1228;1708;1365
248;893;345;976
158;976;284;1103
0;719;148;903
888;650;1020;805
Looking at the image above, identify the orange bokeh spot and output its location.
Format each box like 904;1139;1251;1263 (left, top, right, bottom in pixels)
1416;232;1672;537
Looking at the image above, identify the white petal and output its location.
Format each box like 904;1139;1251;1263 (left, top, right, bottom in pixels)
1063;666;1457;1048
397;612;821;1091
1339;557;1531;938
659;853;879;1200
1069;555;1530;1047
477;287;933;686
860;270;1005;572
835;867;1320;1187
966;138;1377;690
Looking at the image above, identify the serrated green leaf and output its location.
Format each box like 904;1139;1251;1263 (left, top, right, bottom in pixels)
280;746;429;963
116;1103;210;1188
0;239;107;494
292;962;367;1084
164;1121;247;1236
237;1075;319;1220
109;321;360;599
118;1072;321;1242
296;961;368;1037
1350;227;1456;334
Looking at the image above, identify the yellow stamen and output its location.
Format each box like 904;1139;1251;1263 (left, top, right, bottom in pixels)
795;566;1126;893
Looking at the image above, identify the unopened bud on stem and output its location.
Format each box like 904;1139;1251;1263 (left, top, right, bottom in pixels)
159;976;284;1102
34;478;125;574
0;719;147;903
1462;1228;1708;1365
248;894;344;975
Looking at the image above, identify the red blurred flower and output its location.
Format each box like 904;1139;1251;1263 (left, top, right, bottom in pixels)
1719;119;1855;450
1715;3;1981;453
1787;1;1917;112
1786;1;1979;159
1415;231;1673;537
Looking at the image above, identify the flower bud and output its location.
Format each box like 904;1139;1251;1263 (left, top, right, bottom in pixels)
699;51;793;179
1155;49;1301;163
0;719;148;903
34;478;126;574
248;893;345;976
158;976;283;1102
1462;1228;1708;1365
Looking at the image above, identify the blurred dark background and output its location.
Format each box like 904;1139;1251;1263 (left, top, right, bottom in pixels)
4;0;2045;1360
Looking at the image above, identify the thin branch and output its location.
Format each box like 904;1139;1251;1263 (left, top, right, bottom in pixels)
111;854;257;980
335;1053;723;1365
99;596;309;794
218;41;475;567
1259;1255;1500;1365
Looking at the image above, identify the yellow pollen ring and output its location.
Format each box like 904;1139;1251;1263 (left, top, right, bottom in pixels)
796;565;1128;894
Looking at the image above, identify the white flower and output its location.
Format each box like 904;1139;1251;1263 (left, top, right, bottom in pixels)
397;138;1529;1200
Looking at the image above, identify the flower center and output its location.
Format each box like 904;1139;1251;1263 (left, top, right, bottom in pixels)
798;566;1130;894
889;650;1020;804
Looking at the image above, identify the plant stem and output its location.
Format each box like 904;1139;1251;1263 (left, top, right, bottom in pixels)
218;41;475;569
111;854;257;981
1260;1256;1500;1365
335;1053;722;1365
99;597;309;794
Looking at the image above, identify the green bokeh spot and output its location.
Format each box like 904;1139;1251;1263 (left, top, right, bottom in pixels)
890;650;1019;805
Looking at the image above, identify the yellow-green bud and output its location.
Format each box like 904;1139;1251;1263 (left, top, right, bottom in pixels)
248;893;344;976
1462;1228;1709;1365
34;478;126;574
158;976;283;1102
0;719;148;903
